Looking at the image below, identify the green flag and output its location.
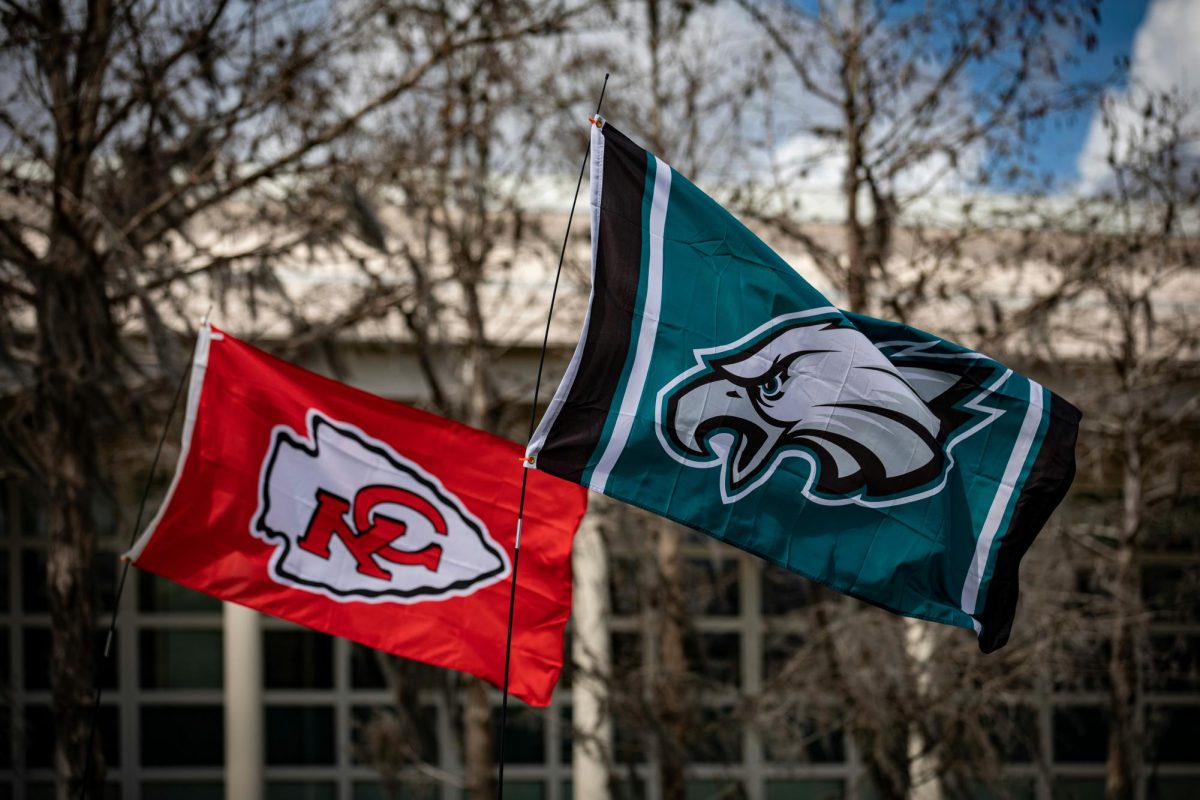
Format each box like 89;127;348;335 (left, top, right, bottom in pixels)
528;120;1080;651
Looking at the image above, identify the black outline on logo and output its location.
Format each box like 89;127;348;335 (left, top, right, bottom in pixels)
254;412;508;601
662;319;996;501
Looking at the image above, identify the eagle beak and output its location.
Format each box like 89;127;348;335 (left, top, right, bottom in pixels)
668;375;786;489
728;423;784;488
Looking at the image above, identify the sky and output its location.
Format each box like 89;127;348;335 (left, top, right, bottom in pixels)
1030;0;1150;186
1028;0;1200;191
674;0;1195;197
1072;0;1200;190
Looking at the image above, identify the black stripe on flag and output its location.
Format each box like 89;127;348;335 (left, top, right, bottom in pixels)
536;125;649;482
977;392;1082;652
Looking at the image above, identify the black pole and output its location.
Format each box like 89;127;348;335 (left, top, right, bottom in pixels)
494;73;609;800
78;330;197;799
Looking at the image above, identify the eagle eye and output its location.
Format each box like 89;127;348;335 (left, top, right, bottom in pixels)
758;372;785;401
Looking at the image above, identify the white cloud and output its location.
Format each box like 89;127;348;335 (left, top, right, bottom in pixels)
1076;0;1200;192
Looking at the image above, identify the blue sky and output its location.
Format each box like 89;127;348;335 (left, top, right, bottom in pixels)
749;0;1191;195
1029;0;1150;185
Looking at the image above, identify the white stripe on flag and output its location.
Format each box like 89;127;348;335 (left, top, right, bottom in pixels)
127;324;215;562
589;157;672;494
961;379;1046;627
526;124;606;460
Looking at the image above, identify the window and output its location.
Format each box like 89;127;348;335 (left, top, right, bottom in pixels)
764;780;844;800
26;784;120;800
563;777;645;800
24;628;117;690
351;782;439;800
559;629;573;689
1053;706;1108;763
611;631;643;680
496;784;543;800
0;549;8;612
141;784;222;800
762;631;806;683
559;705;572;764
20;549;48;612
956;780;1036;800
984;705;1038;764
141;705;223;766
684;706;742;763
684;632;740;686
266;784;337;800
609;556;645;615
612;706;648;765
1;501;1195;799
761;715;844;764
264;630;333;689
1143;496;1200;554
0;627;9;688
265;706;336;766
1150;633;1200;692
139;629;222;689
1146;776;1200;799
0;696;8;769
138;571;221;612
685;558;740;617
1053;637;1110;692
761;565;813;615
17;489;48;538
684;780;744;800
350;643;387;689
18;714;41;773
351;704;439;766
492;706;545;764
1148;705;1200;763
1143;562;1200;623
24;705;119;768
1050;778;1106;800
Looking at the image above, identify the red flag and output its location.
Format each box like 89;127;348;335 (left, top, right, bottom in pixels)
129;325;586;706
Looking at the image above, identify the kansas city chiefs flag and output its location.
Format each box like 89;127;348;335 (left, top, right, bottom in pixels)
528;120;1080;652
130;325;586;705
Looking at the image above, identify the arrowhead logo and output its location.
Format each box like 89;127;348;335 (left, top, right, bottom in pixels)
252;410;510;603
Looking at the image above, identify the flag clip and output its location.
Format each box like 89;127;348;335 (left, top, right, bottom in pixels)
522;455;536;468
589;114;605;129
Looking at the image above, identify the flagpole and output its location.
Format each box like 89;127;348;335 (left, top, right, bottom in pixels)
78;318;202;800
495;73;609;800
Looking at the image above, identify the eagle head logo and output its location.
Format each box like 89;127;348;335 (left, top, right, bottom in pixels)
656;312;998;505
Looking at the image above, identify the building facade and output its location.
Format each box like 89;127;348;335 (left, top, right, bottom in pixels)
2;455;1198;799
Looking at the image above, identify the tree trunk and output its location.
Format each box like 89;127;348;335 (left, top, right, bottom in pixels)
37;289;107;799
36;241;118;800
46;440;104;800
461;344;496;800
840;0;869;316
464;677;496;800
34;4;119;789
655;522;687;800
1105;422;1143;800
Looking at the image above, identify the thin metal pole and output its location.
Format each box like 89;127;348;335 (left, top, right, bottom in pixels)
78;333;195;799
495;73;609;800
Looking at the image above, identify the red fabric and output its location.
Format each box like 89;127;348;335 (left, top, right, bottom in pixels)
131;327;585;706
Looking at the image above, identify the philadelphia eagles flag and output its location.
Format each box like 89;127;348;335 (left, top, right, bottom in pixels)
528;119;1080;652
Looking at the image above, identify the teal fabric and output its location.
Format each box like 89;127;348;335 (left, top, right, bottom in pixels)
545;126;1077;645
581;153;660;488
